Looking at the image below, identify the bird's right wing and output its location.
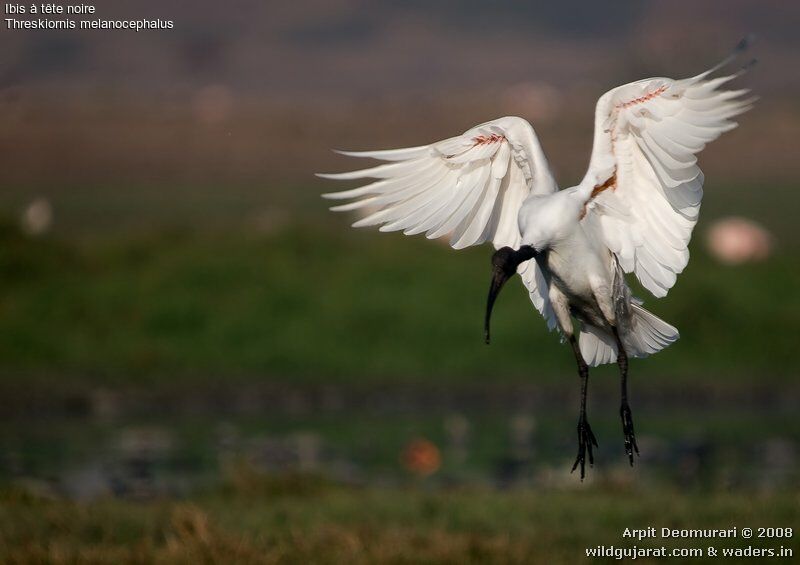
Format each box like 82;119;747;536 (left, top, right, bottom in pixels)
320;115;559;328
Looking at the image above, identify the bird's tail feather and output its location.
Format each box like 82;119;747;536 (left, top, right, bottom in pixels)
579;325;617;367
625;304;679;358
578;305;679;367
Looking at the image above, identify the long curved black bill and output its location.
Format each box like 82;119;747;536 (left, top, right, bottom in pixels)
484;267;510;344
483;245;538;345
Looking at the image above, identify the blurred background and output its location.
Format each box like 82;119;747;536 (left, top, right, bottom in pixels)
1;0;798;561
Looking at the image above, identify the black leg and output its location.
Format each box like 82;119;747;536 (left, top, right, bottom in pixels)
612;328;639;465
569;334;597;480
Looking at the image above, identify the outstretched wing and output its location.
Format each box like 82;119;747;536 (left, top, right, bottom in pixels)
320;116;559;328
581;50;755;297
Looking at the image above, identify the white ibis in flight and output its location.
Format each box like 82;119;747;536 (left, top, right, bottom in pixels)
320;39;754;478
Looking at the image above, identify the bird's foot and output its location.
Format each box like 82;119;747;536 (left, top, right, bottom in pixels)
571;416;598;480
620;403;639;466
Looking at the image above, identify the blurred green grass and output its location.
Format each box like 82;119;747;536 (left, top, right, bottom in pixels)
1;476;797;564
0;182;797;562
0;214;797;389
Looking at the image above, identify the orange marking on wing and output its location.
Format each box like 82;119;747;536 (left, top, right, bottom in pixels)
591;173;617;197
618;85;667;109
472;133;505;145
580;172;617;220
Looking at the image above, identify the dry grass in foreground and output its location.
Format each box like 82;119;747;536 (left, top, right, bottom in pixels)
0;475;798;564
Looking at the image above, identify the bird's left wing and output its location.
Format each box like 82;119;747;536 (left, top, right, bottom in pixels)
320;115;559;328
580;51;755;298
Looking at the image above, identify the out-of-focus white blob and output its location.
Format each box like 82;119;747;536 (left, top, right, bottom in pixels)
706;216;772;265
192;84;233;125
21;197;53;236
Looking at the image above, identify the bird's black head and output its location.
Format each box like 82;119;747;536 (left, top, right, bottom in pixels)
490;247;518;274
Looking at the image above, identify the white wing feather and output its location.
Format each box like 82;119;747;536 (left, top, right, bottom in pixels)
582;66;754;297
321;116;559;327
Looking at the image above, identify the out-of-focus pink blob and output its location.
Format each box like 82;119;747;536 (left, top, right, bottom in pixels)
705;217;772;265
502;81;562;123
192;84;233;125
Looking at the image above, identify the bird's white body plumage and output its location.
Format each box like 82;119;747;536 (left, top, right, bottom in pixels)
321;55;753;366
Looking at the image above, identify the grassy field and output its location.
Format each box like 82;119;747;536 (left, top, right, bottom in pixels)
0;179;798;562
0;216;797;390
1;475;798;564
